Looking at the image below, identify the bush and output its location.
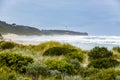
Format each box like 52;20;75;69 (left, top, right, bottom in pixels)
88;68;120;80
45;59;75;74
0;68;17;80
80;68;99;77
48;70;61;77
65;51;84;62
26;62;48;80
113;47;120;53
0;41;17;50
0;73;17;80
43;47;77;56
89;58;119;69
21;78;32;80
66;59;81;74
88;46;113;60
0;52;33;73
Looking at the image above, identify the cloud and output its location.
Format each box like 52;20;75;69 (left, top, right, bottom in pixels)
101;0;120;22
0;0;120;35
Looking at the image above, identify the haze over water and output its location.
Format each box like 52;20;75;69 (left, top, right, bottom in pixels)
3;34;120;50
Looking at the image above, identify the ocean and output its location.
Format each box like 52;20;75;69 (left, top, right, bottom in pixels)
3;34;120;50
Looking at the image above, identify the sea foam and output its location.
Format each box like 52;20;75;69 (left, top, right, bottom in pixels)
3;34;120;50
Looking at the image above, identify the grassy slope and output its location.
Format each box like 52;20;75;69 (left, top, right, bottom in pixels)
0;40;120;80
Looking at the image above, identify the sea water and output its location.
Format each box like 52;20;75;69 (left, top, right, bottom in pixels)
3;34;120;50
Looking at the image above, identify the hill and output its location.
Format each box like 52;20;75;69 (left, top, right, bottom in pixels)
0;21;42;35
0;20;88;36
41;30;88;35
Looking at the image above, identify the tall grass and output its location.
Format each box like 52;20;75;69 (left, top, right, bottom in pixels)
0;40;120;80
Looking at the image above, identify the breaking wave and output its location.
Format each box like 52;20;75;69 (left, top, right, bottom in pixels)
3;34;120;50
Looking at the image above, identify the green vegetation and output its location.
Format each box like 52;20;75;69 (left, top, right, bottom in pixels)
80;67;99;78
65;51;84;62
0;52;33;73
88;46;113;60
0;41;120;80
87;68;120;80
0;68;17;80
89;58;119;69
113;46;120;53
0;41;17;50
43;46;77;56
26;62;48;80
0;33;3;40
45;59;75;75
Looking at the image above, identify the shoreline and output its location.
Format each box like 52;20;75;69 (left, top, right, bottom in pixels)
2;34;120;50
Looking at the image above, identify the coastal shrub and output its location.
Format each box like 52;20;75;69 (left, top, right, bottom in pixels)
80;68;99;78
0;52;33;73
66;59;81;74
113;47;120;53
88;68;120;80
0;72;17;80
43;47;77;56
26;62;48;80
0;41;17;50
0;68;16;80
88;46;113;60
89;58;119;69
48;70;61;77
65;51;84;62
21;78;32;80
45;59;75;74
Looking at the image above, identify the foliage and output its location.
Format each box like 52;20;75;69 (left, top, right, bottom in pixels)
48;70;61;77
0;41;17;50
89;58;120;69
0;33;3;40
80;67;99;78
113;46;120;53
21;78;32;80
66;59;81;74
65;51;84;62
0;52;33;73
45;59;75;74
26;62;48;80
88;68;120;80
88;46;113;60
1;41;120;80
0;68;17;80
43;46;77;56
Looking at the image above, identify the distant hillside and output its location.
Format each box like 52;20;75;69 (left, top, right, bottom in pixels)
0;20;88;36
41;30;88;35
0;21;42;35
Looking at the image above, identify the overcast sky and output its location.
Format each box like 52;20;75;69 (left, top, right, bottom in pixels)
0;0;120;35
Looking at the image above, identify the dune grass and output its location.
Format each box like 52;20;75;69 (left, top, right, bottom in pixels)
0;40;120;80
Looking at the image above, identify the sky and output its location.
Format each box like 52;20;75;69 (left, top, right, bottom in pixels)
0;0;120;35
